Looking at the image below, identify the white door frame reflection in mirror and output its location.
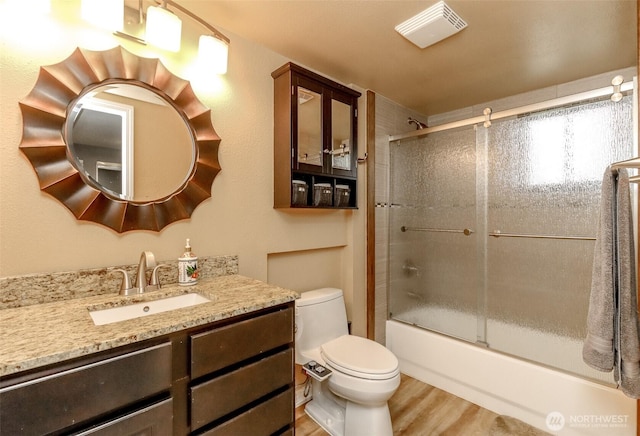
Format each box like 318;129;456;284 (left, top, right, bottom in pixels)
67;97;134;200
19;46;221;233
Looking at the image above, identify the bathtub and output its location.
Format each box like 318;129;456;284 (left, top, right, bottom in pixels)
387;319;637;435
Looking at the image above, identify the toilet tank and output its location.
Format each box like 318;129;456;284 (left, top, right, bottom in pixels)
295;288;349;364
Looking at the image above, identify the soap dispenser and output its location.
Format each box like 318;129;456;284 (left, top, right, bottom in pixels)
178;238;199;286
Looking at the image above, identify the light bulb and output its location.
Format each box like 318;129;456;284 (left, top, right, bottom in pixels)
81;0;124;31
146;5;182;52
198;35;229;74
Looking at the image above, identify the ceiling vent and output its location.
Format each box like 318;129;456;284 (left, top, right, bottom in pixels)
395;1;467;49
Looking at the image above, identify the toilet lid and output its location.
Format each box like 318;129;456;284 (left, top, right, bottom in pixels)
320;335;399;380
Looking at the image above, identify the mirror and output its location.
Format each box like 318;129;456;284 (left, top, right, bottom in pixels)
65;84;195;202
19;46;221;233
297;86;322;167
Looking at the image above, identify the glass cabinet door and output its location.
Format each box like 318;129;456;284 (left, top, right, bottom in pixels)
331;98;352;171
296;86;323;168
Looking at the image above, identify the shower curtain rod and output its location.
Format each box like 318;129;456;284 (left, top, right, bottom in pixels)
389;81;634;142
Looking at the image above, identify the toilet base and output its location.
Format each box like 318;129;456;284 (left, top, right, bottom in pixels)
305;399;345;436
345;401;393;436
304;378;393;436
305;400;394;436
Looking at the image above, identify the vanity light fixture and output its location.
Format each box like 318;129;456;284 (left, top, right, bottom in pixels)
94;0;231;74
145;1;182;52
81;0;231;73
81;0;124;31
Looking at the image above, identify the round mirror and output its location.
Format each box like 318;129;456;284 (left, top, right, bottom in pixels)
19;46;221;233
65;83;195;202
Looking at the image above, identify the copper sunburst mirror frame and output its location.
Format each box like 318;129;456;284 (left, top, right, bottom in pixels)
19;46;221;233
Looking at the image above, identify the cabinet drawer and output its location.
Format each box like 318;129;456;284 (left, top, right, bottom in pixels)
199;387;294;436
76;398;173;436
191;305;293;378
191;348;293;430
0;342;172;435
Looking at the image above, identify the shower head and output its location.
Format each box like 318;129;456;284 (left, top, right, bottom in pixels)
408;117;428;130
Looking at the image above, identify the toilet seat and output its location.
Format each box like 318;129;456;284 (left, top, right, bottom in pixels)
320;335;399;380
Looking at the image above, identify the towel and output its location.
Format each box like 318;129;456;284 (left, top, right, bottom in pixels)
613;169;640;397
583;167;616;371
583;167;640;398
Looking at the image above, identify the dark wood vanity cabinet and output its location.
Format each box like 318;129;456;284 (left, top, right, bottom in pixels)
272;62;361;209
189;304;295;435
0;303;295;436
0;341;174;435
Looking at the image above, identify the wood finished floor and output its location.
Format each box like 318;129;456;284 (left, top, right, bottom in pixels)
295;373;499;436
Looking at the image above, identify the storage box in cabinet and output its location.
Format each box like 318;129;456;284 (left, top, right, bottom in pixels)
313;182;333;206
292;179;308;206
335;184;351;207
191;348;293;430
190;306;294;378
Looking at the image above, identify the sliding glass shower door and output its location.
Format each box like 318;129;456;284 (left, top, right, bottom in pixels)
388;126;478;342
388;94;635;381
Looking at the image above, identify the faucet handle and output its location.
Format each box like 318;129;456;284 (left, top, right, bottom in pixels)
148;264;172;290
112;269;134;296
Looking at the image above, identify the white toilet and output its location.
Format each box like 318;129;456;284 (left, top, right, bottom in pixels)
295;288;400;436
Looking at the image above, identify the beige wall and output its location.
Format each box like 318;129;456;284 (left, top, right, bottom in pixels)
0;1;367;335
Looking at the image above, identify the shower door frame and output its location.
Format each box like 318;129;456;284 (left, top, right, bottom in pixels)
376;78;638;345
366;79;638;344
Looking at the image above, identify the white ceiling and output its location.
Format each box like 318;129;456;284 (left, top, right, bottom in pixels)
181;0;637;117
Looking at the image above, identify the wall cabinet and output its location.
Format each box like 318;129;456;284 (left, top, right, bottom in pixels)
0;303;294;435
272;62;361;208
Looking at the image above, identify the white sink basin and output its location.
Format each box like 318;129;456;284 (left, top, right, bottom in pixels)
89;293;211;326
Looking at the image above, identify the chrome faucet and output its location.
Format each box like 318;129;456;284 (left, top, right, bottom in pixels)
113;251;157;296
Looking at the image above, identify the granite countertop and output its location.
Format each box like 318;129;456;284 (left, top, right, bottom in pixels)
0;275;298;377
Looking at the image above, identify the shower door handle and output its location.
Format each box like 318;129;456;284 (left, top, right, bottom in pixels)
489;230;595;241
401;226;474;235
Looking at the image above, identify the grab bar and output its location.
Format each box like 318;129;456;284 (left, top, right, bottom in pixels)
401;226;473;235
488;230;596;241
